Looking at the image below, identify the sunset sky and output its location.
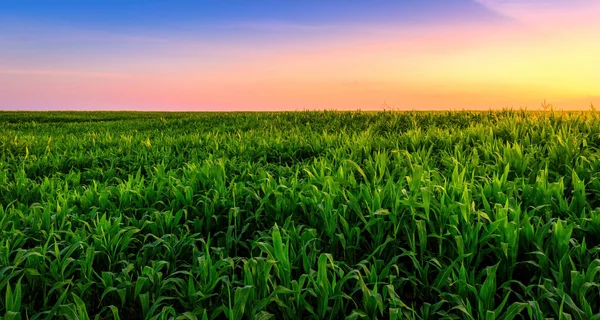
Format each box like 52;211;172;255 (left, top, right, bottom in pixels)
1;0;599;111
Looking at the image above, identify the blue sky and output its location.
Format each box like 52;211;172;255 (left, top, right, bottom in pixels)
1;1;506;31
1;0;598;111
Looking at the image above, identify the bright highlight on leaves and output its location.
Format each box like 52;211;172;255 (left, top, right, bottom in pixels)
0;110;599;319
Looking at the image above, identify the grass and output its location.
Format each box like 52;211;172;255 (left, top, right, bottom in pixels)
1;109;600;319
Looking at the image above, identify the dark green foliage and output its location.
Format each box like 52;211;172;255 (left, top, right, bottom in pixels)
1;110;600;319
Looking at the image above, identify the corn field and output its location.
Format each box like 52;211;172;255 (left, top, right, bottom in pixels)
1;110;600;319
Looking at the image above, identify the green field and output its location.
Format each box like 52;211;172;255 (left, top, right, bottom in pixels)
1;110;600;319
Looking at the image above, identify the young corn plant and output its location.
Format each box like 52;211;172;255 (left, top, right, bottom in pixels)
2;110;600;318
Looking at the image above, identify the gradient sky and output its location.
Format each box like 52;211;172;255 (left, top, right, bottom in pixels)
1;0;599;111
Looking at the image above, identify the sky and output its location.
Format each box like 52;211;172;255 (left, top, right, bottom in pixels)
1;0;599;111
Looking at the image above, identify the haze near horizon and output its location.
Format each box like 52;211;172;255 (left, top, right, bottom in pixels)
1;0;598;111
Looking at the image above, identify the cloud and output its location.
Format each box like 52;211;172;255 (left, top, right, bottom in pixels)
209;21;338;31
0;68;134;78
473;0;600;29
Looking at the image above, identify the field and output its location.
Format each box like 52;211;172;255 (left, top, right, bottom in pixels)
1;110;600;319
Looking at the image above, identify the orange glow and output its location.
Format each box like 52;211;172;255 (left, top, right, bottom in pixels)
1;1;599;111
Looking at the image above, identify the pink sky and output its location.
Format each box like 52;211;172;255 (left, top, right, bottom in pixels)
1;0;599;111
